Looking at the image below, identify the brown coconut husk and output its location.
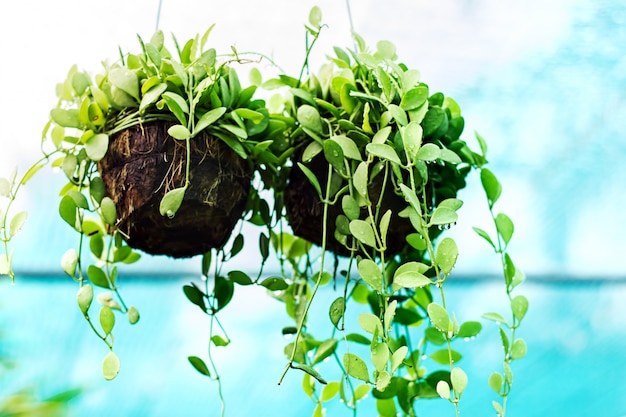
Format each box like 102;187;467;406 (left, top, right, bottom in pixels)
98;121;252;258
284;149;414;258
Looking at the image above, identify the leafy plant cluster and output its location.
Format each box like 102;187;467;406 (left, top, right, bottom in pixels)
2;27;292;380
0;6;527;417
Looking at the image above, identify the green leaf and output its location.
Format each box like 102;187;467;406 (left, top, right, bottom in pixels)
0;177;10;196
425;326;447;345
260;277;289;291
438;149;462;164
480;168;502;208
430;348;462;365
415;143;441;162
159;187;186;218
127;306;140;324
358;313;383;335
108;67;139;101
99;306;115;335
324;138;346;174
495;212;514;245
302;141;323;162
353;383;371;401
489;372;503;393
357;259;382;291
366;143;401;165
102;351;121;380
429;206;457;226
457;321;482;338
292;364;327;384
371;341;390;372
493;401;505;416
214;276;234;311
372;126;391;144
211;335;230;347
401;122;423;162
168;124;191;140
350;220;378;248
84;133;109;161
139;83;168;113
194;107;227;136
72;71;91;95
343;353;370;382
451;367;468;395
435;237;458;275
61;249;78;277
9;210;27;238
297;104;323;133
391;346;408;373
183;284;207;312
379;209;392;246
297;163;322;198
511;295;529;322
393;262;431;289
427;303;450;333
377;398;398;417
353;162;369;199
188;356;211;377
100;197;117;226
308;5;323;29
313;338;338;364
436;381;450;400
346;333;371;345
331;135;362;161
388;104;407;126
511;338;527;360
227;270;253;285
472;227;495;249
58;195;79;229
320;381;340;402
475;131;489;158
399;184;422;216
342;195;360;221
162;92;189;125
88;265;110;288
400;86;429;111
482;312;509;326
76;284;93;315
406;233;426;250
50;108;81;128
329;297;346;329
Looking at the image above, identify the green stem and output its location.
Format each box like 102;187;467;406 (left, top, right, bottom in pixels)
278;164;333;385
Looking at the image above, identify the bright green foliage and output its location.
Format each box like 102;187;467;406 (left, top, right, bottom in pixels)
0;6;527;417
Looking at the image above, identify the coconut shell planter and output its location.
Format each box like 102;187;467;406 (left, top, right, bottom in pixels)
284;147;414;257
284;138;470;258
98;122;252;258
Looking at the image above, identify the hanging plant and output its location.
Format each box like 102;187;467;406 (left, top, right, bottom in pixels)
0;6;527;417
1;27;292;380
252;9;529;417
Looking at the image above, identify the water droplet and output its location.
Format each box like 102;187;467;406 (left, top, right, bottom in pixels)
421;354;427;361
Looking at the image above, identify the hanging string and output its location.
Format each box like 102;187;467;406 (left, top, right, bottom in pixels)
345;0;357;50
155;0;163;32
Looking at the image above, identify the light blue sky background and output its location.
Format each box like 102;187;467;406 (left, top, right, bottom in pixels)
1;0;624;278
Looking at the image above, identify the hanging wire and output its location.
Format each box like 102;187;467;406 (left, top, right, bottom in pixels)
345;0;357;50
155;0;163;32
